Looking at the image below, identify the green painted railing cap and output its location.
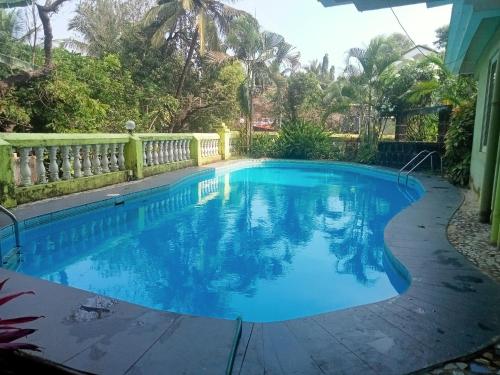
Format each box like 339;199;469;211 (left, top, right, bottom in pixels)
0;133;130;147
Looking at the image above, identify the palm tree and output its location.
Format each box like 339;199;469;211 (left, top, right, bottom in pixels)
66;0;149;57
225;16;300;147
144;0;246;98
345;36;405;140
404;54;475;108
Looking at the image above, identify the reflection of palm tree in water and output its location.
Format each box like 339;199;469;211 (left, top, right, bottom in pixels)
321;181;393;284
21;168;411;317
116;178;308;315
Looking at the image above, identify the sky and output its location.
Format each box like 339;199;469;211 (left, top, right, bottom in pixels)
51;0;452;72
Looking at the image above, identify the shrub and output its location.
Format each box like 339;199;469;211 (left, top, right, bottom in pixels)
354;142;378;164
444;98;476;186
249;133;277;158
274;121;333;160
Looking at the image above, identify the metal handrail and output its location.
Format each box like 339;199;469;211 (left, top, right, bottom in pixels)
404;151;438;185
397;150;430;183
0;205;20;248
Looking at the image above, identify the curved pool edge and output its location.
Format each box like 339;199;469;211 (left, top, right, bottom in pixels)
1;159;500;375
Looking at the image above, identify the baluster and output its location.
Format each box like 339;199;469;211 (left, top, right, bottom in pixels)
158;141;164;164
211;140;215;155
143;142;147;165
146;141;153;166
165;141;170;163
34;147;47;184
200;140;205;157
162;141;169;163
82;145;93;177
153;141;159;165
19;148;32;186
62;146;72;180
118;144;125;170
168;141;174;162
171;140;177;162
48;146;59;182
110;144;118;172
101;144;110;173
178;140;184;161
181;140;187;161
177;140;183;161
209;139;214;156
177;140;182;161
92;144;102;175
215;139;219;155
186;140;191;159
72;145;82;178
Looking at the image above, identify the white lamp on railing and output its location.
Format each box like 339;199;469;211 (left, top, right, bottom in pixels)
125;120;136;135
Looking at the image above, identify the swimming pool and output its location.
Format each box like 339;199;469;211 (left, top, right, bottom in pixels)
2;161;424;322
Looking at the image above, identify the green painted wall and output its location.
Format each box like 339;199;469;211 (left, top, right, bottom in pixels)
143;160;194;177
0;133;129;147
15;171;128;204
469;28;500;196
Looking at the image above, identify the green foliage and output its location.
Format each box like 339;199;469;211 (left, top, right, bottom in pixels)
286;72;322;122
249;133;277;158
434;25;449;51
274;121;333;160
444;98;476;186
354;142;378;164
406;113;438;142
377;61;436;116
0;49;183;132
183;61;245;132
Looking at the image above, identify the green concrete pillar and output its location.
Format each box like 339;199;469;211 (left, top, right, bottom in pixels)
190;135;202;166
479;60;500;223
216;123;231;160
0;139;17;208
124;135;144;179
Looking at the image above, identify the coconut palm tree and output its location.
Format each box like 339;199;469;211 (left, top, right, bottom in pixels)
225;16;300;147
345;35;406;140
66;0;150;57
144;0;247;98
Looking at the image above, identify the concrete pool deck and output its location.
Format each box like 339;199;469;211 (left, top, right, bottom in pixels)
1;159;499;374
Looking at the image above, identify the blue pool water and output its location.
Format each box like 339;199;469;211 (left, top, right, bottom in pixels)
3;161;423;322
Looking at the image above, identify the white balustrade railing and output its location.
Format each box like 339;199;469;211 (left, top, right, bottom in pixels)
12;142;127;187
200;138;219;158
142;138;192;167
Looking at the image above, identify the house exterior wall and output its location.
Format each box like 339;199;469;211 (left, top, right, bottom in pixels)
469;28;500;196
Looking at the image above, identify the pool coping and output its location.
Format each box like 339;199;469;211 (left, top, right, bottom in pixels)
1;159;500;375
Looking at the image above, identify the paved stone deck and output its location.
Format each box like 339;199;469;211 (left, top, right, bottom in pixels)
1;160;500;375
448;189;500;282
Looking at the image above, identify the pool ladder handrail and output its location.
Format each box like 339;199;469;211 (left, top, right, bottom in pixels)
0;205;20;248
397;150;441;186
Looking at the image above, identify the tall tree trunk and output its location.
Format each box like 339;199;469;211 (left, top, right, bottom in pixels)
0;0;68;96
36;5;53;68
248;80;254;149
175;29;198;98
367;87;372;141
